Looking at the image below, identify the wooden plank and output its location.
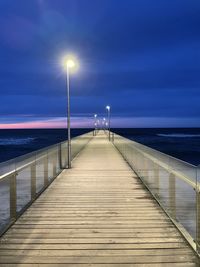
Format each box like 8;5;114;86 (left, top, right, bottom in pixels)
0;263;197;267
0;237;184;244
17;218;170;222
7;228;179;234
0;243;189;250
4;232;181;238
0;255;197;264
11;224;176;229
0;248;193;256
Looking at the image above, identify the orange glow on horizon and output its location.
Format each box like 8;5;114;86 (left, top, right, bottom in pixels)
0;118;92;129
0;121;65;129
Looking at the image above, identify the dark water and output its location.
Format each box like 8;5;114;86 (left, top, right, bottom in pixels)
112;128;200;166
0;128;199;166
0;129;92;163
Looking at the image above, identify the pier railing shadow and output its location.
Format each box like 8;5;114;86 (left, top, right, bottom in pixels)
0;131;94;236
111;131;200;256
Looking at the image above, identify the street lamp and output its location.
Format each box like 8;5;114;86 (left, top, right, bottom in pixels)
94;114;97;135
106;105;111;140
97;119;100;130
62;55;78;168
103;118;106;131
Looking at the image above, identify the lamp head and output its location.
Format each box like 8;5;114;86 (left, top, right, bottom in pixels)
94;114;97;118
66;59;75;68
62;55;79;72
106;105;110;110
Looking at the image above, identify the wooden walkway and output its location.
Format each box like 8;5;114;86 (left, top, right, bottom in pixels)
0;131;199;266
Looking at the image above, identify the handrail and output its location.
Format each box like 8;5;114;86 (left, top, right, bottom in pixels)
113;133;197;189
114;133;196;167
0;153;48;181
127;142;197;190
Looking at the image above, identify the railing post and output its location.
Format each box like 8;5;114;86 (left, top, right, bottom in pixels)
44;152;48;186
31;158;36;201
62;142;66;169
169;173;176;218
112;133;114;143
10;172;17;221
59;143;62;170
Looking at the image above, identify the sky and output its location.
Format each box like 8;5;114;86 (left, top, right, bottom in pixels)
0;0;200;128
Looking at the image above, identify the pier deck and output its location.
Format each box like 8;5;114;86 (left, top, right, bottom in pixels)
0;131;199;266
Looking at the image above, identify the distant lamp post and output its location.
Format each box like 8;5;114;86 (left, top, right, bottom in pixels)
106;105;111;140
103;118;106;131
94;114;97;135
97;119;100;130
62;55;79;168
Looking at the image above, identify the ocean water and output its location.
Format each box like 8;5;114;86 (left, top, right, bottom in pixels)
0;128;199;166
112;128;200;166
0;129;92;163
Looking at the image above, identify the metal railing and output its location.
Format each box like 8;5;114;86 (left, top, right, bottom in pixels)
0;131;93;236
111;132;200;255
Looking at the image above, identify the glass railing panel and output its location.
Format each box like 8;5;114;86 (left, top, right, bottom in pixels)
169;158;196;184
0;178;10;233
55;145;61;174
16;165;31;212
167;157;197;241
0;160;15;177
157;167;171;209
174;176;196;237
47;149;54;181
36;151;45;193
71;132;93;160
61;141;67;168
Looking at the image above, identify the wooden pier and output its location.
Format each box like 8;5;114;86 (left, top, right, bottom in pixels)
0;131;199;266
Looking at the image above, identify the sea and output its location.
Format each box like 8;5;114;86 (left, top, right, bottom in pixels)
0;128;199;166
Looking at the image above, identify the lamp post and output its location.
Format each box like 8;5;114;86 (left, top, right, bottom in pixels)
103;118;106;131
97;119;100;131
94;114;97;135
63;56;78;169
106;105;111;140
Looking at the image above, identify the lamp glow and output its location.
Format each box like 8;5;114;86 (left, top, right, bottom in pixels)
94;114;98;135
62;55;79;72
105;105;111;140
67;59;75;68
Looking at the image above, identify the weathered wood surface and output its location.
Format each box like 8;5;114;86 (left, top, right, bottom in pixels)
0;131;199;266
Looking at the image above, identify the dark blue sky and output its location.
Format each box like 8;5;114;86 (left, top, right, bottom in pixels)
0;0;200;128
